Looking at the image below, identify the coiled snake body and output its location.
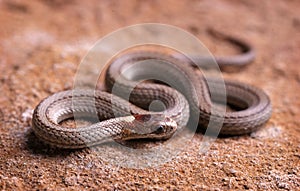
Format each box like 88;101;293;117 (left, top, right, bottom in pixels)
32;32;272;149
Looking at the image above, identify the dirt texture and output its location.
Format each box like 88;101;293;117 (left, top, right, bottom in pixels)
0;0;299;190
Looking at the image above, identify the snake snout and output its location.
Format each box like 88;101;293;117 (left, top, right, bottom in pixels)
119;114;177;141
149;116;177;140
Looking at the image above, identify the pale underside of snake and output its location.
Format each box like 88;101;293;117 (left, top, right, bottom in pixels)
32;31;272;149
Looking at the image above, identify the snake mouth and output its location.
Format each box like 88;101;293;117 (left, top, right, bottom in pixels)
141;116;177;140
116;114;177;142
114;117;177;149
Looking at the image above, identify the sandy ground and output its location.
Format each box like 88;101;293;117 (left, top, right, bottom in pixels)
0;0;299;190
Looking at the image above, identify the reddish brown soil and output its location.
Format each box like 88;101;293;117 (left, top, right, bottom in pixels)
0;0;299;190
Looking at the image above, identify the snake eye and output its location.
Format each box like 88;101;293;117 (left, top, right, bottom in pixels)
154;125;165;134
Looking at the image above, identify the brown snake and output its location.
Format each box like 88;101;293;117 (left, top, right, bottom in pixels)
32;31;272;149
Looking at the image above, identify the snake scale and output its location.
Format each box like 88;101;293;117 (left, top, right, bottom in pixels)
32;31;272;149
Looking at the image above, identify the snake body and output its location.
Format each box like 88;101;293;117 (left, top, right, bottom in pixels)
32;32;272;149
32;90;183;148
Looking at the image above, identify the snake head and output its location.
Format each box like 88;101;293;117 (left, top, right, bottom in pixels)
118;114;177;141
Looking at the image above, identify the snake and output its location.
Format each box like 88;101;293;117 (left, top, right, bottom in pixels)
32;31;272;149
